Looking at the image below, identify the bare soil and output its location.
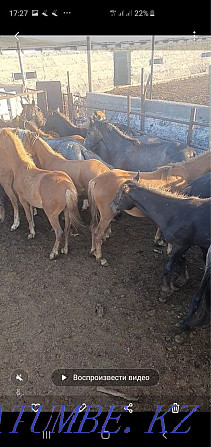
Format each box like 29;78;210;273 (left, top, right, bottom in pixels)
105;74;209;106
0;200;210;412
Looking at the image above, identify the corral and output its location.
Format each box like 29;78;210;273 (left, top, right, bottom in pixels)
0;38;210;412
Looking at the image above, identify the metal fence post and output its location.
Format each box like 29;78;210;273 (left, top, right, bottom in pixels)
127;93;131;128
87;36;92;92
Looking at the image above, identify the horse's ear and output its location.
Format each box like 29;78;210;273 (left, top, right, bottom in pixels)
32;99;35;106
89;116;94;125
134;171;140;181
56;106;60;112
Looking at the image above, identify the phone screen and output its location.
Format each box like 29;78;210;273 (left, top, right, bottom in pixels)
0;3;210;443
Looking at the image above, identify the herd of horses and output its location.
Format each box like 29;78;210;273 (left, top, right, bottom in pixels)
0;103;210;333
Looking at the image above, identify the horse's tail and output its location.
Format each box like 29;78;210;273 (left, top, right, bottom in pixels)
65;188;84;233
181;249;211;330
88;179;100;230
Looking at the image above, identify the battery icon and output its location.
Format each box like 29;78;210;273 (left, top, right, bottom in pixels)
150;10;155;16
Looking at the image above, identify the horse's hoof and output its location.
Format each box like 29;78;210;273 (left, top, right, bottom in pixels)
61;247;68;254
28;232;35;239
11;222;20;231
89;251;96;258
155;239;166;247
50;252;58;260
100;258;109;266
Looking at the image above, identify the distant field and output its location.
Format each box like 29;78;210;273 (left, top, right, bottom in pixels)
0;39;210;101
106;74;209;106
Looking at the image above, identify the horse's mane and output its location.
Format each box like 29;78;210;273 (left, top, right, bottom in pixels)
96;119;141;146
2;128;36;167
36;136;66;160
51;110;77;127
129;179;205;201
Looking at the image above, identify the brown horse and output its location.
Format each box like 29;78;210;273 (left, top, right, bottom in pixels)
20;130;110;200
0;128;82;259
0;116;21;128
20;100;46;129
88;169;186;265
156;150;211;183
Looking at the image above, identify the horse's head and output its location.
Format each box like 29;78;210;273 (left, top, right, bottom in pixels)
84;115;103;150
20;101;46;128
44;109;60;132
93;109;106;120
110;180;135;214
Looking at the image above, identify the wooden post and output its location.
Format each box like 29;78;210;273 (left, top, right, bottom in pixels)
86;36;92;92
149;35;155;100
187;107;196;146
140;68;145;133
127;93;131;128
67;71;75;122
16;39;27;90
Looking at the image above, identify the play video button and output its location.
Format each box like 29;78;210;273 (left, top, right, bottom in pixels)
52;370;70;385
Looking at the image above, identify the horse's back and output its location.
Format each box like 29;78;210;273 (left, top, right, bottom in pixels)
182;172;211;198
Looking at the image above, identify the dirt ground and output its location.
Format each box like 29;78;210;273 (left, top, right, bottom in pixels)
0;74;210;413
0;199;210;412
106;74;209;106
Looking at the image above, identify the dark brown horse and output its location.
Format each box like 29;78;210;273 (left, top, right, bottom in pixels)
20;100;46;129
44;110;88;137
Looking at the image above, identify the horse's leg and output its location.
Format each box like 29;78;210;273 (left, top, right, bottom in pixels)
102;224;111;241
18;196;35;238
93;218;112;265
46;213;63;260
61;208;70;255
154;227;166;246
2;183;20;230
81;199;89;211
167;243;173;255
161;247;188;298
200;246;208;263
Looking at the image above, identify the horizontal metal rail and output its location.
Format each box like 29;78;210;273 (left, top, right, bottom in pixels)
75;103;209;128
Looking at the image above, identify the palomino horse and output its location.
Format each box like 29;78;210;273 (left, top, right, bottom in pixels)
0;129;82;259
156;149;211;183
19;130;110;202
88;169;186;265
110;176;211;301
0;185;6;223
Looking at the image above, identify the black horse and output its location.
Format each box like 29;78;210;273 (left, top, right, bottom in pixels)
181;172;211;199
110;173;211;328
181;245;210;330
